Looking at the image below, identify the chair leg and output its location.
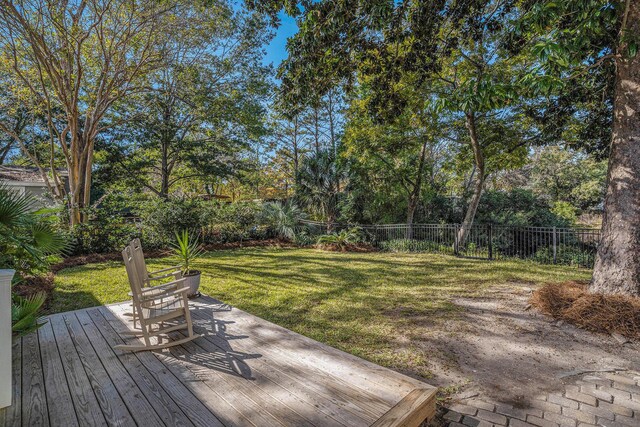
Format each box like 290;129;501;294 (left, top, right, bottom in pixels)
132;306;138;329
182;294;195;338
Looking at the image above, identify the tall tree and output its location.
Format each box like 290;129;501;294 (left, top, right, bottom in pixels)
520;0;639;295
250;0;530;244
344;85;446;234
0;0;170;224
100;2;271;199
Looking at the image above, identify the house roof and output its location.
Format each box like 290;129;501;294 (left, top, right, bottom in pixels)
0;165;68;183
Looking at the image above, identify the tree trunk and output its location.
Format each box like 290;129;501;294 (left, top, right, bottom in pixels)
406;139;429;240
293;116;300;184
160;139;170;199
590;1;640;295
457;112;485;246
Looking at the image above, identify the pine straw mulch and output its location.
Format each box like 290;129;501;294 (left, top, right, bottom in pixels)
314;243;378;253
51;238;298;273
531;281;640;339
11;273;56;309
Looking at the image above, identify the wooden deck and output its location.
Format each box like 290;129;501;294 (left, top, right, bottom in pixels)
0;295;437;427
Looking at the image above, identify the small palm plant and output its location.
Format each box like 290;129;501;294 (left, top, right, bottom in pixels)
172;230;204;297
172;230;203;276
262;201;306;240
316;227;363;251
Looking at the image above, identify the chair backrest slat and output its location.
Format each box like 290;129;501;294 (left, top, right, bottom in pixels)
130;238;149;288
122;245;144;300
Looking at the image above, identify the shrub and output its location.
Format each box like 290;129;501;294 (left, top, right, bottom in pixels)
551;201;578;225
200;201;265;243
136;198;205;248
379;239;453;253
293;229;315;246
533;244;596;267
475;189;572;227
67;192;141;255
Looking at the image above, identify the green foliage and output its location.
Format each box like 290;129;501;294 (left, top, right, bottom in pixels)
172;230;204;275
96;2;272;198
201;201;266;243
474;189;571;228
12;292;47;337
530;146;607;211
68;193;141;254
316;227;362;250
261;201;306;240
296;151;345;223
137;198;205;248
0;186;67;276
551;201;578;225
533;244;596;268
292;229;315;246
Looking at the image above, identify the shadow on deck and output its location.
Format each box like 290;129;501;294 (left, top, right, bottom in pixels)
0;295;436;427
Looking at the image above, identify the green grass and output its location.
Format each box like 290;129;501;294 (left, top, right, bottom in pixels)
52;247;591;378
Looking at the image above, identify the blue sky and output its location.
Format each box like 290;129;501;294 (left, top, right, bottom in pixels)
263;11;298;67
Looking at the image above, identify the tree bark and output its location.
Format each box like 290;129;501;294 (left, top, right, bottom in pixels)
457;112;485;246
590;0;640;295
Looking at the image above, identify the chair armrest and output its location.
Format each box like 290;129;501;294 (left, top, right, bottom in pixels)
147;271;181;281
140;286;190;303
148;265;183;277
139;277;186;294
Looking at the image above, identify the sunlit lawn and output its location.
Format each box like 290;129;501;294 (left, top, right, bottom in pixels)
52;247;591;378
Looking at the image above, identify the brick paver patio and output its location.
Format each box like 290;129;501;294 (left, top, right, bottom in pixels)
443;370;640;427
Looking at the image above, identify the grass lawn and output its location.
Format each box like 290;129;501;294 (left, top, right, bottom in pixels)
52;247;591;378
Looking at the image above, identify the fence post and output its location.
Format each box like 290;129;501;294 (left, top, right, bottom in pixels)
552;226;557;264
487;224;493;260
0;269;15;409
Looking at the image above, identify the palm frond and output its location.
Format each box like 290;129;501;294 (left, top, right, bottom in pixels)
172;230;204;274
31;222;69;255
0;185;33;229
12;292;47;337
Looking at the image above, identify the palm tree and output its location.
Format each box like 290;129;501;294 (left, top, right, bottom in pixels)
295;151;345;232
1;185;67;336
262;201;306;240
0;185;67;274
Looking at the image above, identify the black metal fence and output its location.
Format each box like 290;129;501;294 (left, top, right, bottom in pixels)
301;220;600;268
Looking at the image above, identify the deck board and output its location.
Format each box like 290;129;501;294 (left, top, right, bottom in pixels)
38;321;79;427
87;308;214;427
21;330;48;427
1;296;437;427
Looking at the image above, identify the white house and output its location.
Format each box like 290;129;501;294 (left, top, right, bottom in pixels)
0;165;67;209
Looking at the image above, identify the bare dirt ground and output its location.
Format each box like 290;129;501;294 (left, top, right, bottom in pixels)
414;282;640;405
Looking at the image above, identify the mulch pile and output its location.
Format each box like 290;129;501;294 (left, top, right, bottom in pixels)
531;281;640;339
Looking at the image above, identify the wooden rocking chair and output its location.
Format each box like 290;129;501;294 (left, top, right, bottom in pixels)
128;238;182;327
115;245;200;352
